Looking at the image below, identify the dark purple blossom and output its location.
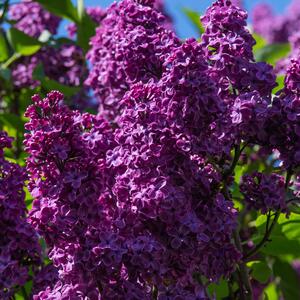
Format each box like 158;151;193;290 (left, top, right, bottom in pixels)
9;0;60;38
261;56;300;168
240;172;286;214
86;0;179;121
0;131;41;299
201;0;276;98
25;91;116;298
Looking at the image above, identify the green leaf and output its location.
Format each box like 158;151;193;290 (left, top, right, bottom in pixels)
32;63;45;80
33;63;80;97
278;213;300;240
35;0;78;22
263;283;279;300
182;8;204;34
260;236;300;256
273;75;285;94
0;68;11;81
273;259;300;300
8;28;41;56
248;261;272;284
255;43;291;66
77;13;97;53
288;202;300;215
42;78;80;97
256;214;268;228
77;0;85;22
207;279;229;299
0;30;9;62
253;33;267;55
0;113;25;132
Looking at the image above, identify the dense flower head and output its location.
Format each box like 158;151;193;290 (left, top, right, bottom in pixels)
201;0;276;98
41;45;86;87
11;44;92;110
240;172;286;214
32;264;59;296
262;56;300;168
0;131;41;299
201;0;255;61
252;3;288;44
12;44;86;90
86;0;180;121
230;91;270;143
25;86;240;296
25;91;117;297
16;0;300;298
9;0;61;38
12;55;40;89
107;41;240;286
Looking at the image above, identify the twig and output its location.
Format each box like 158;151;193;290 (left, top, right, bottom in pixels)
222;143;252;299
233;230;252;300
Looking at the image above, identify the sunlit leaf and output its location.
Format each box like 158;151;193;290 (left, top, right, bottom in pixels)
35;0;78;22
273;259;300;300
255;43;291;66
8;28;41;56
0;29;9;62
182;8;204;34
247;261;272;284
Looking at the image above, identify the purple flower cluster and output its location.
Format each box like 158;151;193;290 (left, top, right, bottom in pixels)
12;55;40;89
262;56;300;168
12;44;86;90
201;0;276;99
25;91;116;298
86;0;179;120
32;264;59;296
9;0;61;38
240;172;286;214
0;131;41;299
252;0;300;44
25;42;241;296
41;45;86;87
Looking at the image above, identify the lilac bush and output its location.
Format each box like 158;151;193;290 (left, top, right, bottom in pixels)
0;0;299;299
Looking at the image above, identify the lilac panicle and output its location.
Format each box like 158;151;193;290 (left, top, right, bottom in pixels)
25;91;116;298
0;131;41;299
86;0;179;121
262;56;300;169
201;0;276;98
12;44;86;90
9;0;61;38
241;172;286;214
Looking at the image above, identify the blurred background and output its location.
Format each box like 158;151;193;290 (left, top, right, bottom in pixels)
74;0;292;38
